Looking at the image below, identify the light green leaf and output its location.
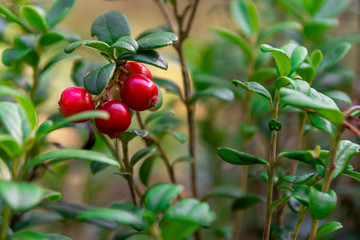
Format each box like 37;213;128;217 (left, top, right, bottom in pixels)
65;40;110;53
47;0;77;28
290;46;308;75
20;5;47;31
78;208;142;225
330;140;360;179
0;134;22;161
130;147;156;166
315;221;343;240
217;147;268;165
0;3;31;31
233;79;272;100
309;188;337;220
318;42;351;72
0;157;11;181
324;90;352;105
258;21;302;43
231;0;258;37
191;87;234;103
260;44;291;76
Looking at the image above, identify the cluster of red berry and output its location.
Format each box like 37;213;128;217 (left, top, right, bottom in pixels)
58;62;158;138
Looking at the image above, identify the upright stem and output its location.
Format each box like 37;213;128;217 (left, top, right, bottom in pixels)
292;205;307;240
308;127;342;240
263;91;280;240
0;204;11;240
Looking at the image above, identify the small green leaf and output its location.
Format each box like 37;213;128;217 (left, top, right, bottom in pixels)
137;32;178;50
217;147;268;165
290;46;308;75
20;5;47;31
0;135;22;161
172;155;192;166
0;3;31;31
145;109;174;125
113;230;145;240
318;42;351;72
249;68;277;83
315;0;350;19
191;87;234;103
78;208;142;226
39;31;79;49
110;36;138;53
65;40;110;53
139;155;157;186
274;76;295;89
44;233;72;240
91;11;131;45
47;0;77;28
119;129;148;143
257;21;302;43
84;63;116;95
153;77;181;96
297;64;315;83
118;50;168;70
0;181;62;212
23;149;120;172
203;185;243;200
260;44;291;76
141;183;183;212
283;173;314;184
166;130;187;143
315;221;343;240
2;48;31;66
324;91;352;105
304;19;338;42
279;149;329;166
211;27;252;60
309;187;337;219
239;123;258;140
233;79;272;100
330;140;360;179
0;157;11;180
232;195;264;211
231;0;258;37
311;49;323;68
10;231;47;240
343;170;360;181
71;60;104;87
291;185;310;207
308;113;336;136
130;147;156;166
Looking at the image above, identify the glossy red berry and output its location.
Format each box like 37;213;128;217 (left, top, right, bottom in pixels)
120;74;158;111
58;87;94;122
94;100;131;138
118;62;152;83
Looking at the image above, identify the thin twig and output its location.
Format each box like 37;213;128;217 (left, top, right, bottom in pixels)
154;0;177;34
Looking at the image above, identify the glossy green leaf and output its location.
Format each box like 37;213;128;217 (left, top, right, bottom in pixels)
217;147;268;165
330;140;360;179
0;181;62;212
258;21;302;43
315;221;343;240
65;40;110;53
139;155;157;186
141;183;183;212
290;46;308;75
37;110;108;136
23;149;120;171
280;149;329;166
0;157;11;181
39;32;76;49
91;11;130;45
110;36;138;54
137;32;177;50
130;147;156;166
78;208;142;225
343;170;360;181
318;42;351;72
260;44;291;76
283;173;314;184
232;195;264;211
291;185;310;207
71;60;104;87
271;195;291;211
203;185;243;200
0;102;31;146
231;0;258;37
309;188;337;219
0;3;31;31
297;64;315;83
274;76;295;89
0;134;22;161
211;27;252;60
119;129;148;143
311;49;323;68
191;87;234;103
145;109;174;125
308;113;336;136
20;5;47;31
47;0;76;28
2;48;31;66
325;90;352;105
161;198;216;240
153;77;181;96
118;50;168;69
84;63;115;95
233;79;271;100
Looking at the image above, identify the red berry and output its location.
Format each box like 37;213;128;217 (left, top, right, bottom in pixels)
120;75;158;111
94;100;131;138
119;62;152;83
58;87;94;122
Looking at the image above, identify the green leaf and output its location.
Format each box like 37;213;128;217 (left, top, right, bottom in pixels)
153;77;181;96
23;149;120;172
279;87;344;126
0;157;11;180
273;0;303;20
47;0;76;28
139;155;157;186
0;3;31;31
130;147;156;166
0;102;31;146
271;195;291;211
309;187;337;219
41;53;79;74
71;60;104;87
0;133;23;160
0;181;62;212
10;231;48;240
308;113;336;136
324;90;352;105
315;0;350;19
258;21;302;43
290;46;308;75
304;19;338;42
141;183;183;212
343;170;360;181
231;0;258;37
36;110;109;136
211;27;252;60
2;48;31;66
84;63;116;95
297;64;315;83
137;32;178;50
233;79;271;100
330;140;360;179
249;68;277;83
166;130;187;143
217;147;268;165
260;44;291;76
232;195;264;211
291;185;310;206
172;155;192;166
110;36;138;54
203;185;243;200
78;208;142;226
65;40;110;54
161;198;216;240
20;5;47;31
145;109;174;125
91;11;131;45
119;129;148;143
39;32;77;49
274;76;295;89
311;49;323;68
118;50;168;70
44;234;72;240
280;149;329;166
113;230;145;240
14;34;36;49
318;42;351;72
283;173;314;184
315;221;343;240
191;87;234;103
239;123;258;140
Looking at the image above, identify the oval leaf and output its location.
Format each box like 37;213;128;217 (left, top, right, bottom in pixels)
110;36;138;54
84;63;116;95
217;147;268;165
46;0;77;28
118;50;168;70
137;32;178;50
65;40;110;54
309;187;337;219
20;5;47;31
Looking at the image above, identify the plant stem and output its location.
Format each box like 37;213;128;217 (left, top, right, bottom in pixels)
30;66;40;101
0;204;11;240
308;127;342;240
292;205;307;240
263;90;280;240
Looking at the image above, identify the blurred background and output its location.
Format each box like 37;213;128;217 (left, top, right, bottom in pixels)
1;0;360;239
